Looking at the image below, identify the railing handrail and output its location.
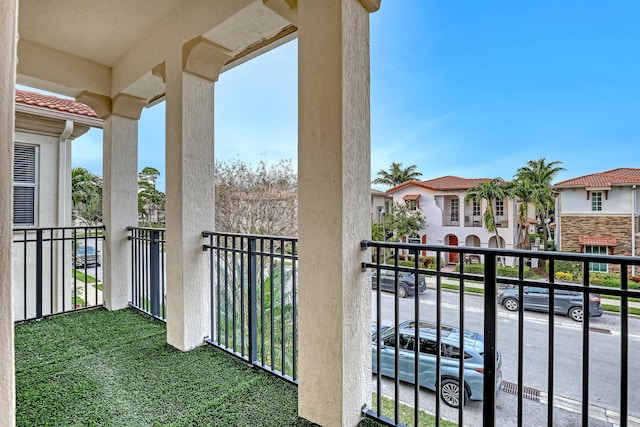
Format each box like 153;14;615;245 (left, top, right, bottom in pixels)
361;239;640;265
202;230;297;241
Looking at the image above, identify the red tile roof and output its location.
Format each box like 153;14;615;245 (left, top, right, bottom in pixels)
421;175;492;191
578;236;617;247
402;194;420;200
388;176;493;194
15;89;97;118
554;168;640;188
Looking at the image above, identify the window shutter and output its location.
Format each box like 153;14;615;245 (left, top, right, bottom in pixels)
13;186;35;225
13;144;37;226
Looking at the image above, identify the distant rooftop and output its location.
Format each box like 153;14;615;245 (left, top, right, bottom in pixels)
554;168;640;188
388;175;492;193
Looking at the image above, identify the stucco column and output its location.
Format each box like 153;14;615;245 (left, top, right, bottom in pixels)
298;0;379;425
0;0;18;425
164;39;231;351
80;92;146;310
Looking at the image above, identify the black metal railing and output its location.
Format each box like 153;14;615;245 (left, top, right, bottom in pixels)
12;226;105;322
128;226;166;321
202;231;298;384
361;240;640;427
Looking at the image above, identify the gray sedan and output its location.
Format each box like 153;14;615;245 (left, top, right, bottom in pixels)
497;286;603;322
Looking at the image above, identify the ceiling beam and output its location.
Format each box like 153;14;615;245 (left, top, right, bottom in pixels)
16;39;111;98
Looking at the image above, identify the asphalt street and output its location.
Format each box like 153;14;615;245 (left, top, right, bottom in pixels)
371;289;640;426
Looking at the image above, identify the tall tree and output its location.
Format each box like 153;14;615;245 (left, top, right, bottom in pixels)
381;201;426;242
215;158;297;235
372;162;423;187
514;158;564;248
71;167;102;225
464;178;509;248
138;167;165;226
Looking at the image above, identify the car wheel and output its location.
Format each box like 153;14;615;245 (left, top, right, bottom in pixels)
398;286;408;299
502;297;519;312
568;306;583;322
440;379;468;408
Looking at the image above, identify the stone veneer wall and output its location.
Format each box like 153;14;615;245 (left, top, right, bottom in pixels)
560;215;640;274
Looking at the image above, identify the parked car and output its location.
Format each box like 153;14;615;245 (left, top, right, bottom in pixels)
497;286;603;322
75;245;100;268
371;269;427;298
371;320;502;408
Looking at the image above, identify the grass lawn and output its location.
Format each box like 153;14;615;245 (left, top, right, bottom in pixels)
73;269;97;283
15;308;329;427
14;308;454;426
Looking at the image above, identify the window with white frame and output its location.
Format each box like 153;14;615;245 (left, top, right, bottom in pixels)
591;191;603;211
406;199;417;211
472;200;481;216
13;144;38;226
495;198;504;216
585;245;607;272
450;198;459;222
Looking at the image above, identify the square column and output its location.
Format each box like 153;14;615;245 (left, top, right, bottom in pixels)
102;114;139;310
164;40;230;351
298;0;376;425
0;0;18;425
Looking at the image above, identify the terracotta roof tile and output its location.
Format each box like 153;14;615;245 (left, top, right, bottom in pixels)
554;168;640;188
578;236;617;247
402;194;420;200
388;176;498;194
422;175;492;191
15;89;97;118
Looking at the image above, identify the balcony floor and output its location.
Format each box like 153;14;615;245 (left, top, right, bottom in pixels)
15;308;319;427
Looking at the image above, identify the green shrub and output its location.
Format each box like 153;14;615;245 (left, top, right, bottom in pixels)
555;271;574;281
454;263;533;278
399;260;418;268
497;265;533;278
549;258;582;278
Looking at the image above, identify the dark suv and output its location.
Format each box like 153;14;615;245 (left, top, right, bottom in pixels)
371;269;427;298
497;286;603;322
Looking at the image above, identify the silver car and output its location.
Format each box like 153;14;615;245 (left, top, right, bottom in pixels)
497;286;603;322
74;245;101;268
372;320;502;408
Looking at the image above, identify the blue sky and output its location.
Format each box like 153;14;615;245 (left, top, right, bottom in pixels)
62;1;640;191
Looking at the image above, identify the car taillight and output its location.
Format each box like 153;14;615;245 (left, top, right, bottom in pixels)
474;368;484;374
589;295;601;302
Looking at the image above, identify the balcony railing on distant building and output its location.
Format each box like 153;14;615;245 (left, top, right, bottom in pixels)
442;211;460;226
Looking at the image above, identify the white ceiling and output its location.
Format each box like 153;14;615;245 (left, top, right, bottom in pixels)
16;0;296;102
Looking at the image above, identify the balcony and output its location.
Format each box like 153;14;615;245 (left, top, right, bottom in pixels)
15;307;306;426
13;226;640;426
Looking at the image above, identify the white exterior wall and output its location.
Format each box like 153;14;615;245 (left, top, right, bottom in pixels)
390;186;517;257
370;192;390;223
11;132;74;320
558;186;635;214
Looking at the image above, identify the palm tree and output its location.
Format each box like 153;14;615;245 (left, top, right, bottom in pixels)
514;158;564;248
507;179;538;249
372;162;423;187
71;167;102;225
465;178;509;248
